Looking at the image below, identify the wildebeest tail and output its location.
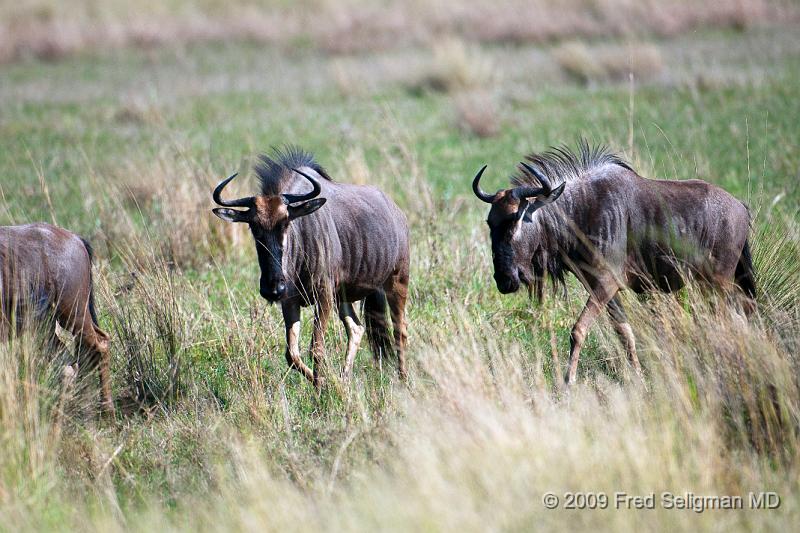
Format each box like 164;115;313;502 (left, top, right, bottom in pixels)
80;236;100;326
364;290;394;361
735;238;757;301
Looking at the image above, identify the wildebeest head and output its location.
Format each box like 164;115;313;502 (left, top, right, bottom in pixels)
472;162;565;294
212;168;326;302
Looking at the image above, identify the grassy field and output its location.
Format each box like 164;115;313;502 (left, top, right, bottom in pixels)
1;13;800;532
3;0;796;62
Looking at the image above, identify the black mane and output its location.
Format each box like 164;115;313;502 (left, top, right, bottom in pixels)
511;139;633;188
255;146;333;196
508;140;632;302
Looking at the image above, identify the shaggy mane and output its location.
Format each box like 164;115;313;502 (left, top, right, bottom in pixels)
255;146;333;196
508;140;632;302
511;139;633;189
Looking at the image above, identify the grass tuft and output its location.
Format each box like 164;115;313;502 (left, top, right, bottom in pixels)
554;41;664;84
453;91;501;138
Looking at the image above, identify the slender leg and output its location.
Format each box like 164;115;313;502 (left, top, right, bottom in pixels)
548;318;563;388
49;328;80;389
310;301;331;390
74;325;114;416
339;302;365;381
281;301;314;383
94;328;113;415
45;327;67;357
63;302;114;417
565;284;617;386
44;328;74;382
384;271;409;380
35;319;78;390
607;295;641;377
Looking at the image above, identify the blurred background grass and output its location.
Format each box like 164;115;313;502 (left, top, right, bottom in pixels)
0;1;799;531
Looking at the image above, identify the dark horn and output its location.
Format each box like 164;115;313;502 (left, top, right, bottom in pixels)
520;162;551;192
472;165;498;203
513;186;545;199
284;168;322;204
213;173;255;208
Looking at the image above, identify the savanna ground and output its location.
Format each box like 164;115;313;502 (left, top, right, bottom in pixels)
1;1;800;531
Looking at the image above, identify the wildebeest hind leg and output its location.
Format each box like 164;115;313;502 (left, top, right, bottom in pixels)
72;318;114;416
566;284;617;386
606;295;641;379
385;272;409;380
339;302;364;381
281;302;314;384
310;301;331;390
45;329;78;386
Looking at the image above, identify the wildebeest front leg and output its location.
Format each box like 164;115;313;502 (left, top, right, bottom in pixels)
565;286;616;386
310;301;331;390
607;295;641;378
339;302;364;381
281;301;314;383
385;271;409;380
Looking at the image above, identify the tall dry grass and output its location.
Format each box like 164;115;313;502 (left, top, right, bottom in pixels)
75;139;247;270
1;0;795;63
104;259;186;411
330;111;437;221
409;37;496;94
0;200;798;530
453;91;501;138
553;41;664;84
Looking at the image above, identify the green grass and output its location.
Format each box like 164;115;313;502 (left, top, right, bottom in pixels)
0;25;799;531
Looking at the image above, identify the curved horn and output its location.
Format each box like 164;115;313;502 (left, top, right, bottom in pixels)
520;162;551;191
472;165;498;203
513;186;545;199
284;168;322;204
213;173;255;208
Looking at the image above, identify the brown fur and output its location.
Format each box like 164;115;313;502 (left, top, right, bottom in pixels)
486;190;521;223
253;196;289;228
475;142;755;386
213;148;410;387
0;223;113;415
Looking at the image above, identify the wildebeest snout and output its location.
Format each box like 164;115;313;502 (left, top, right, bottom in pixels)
494;270;520;294
260;277;286;302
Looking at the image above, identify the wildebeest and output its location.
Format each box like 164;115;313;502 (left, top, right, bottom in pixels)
472;141;756;385
0;223;113;413
212;147;410;387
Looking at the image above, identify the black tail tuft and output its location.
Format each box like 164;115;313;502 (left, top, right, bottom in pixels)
80;237;94;262
736;239;757;301
80;236;100;327
363;290;394;361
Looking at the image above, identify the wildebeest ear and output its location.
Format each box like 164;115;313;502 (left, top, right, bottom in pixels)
532;182;566;209
520;202;535;223
288;198;327;220
213;207;250;223
548;182;566;202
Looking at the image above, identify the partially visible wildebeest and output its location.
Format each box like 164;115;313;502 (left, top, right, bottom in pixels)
471;141;756;385
212;147;410;387
0;223;113;413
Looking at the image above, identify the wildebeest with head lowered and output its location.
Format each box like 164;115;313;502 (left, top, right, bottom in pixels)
0;223;113;413
212;147;410;387
472;141;756;385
